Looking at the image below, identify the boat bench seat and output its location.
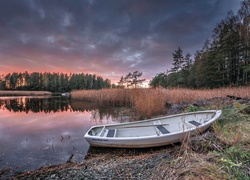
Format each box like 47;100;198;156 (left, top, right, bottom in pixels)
156;125;170;134
106;129;117;137
99;127;117;137
188;120;201;127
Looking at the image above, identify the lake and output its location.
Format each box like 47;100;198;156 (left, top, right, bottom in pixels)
0;96;132;174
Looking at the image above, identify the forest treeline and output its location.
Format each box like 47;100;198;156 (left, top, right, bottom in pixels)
0;72;111;92
150;0;250;88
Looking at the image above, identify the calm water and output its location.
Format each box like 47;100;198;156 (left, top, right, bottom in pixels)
0;96;131;174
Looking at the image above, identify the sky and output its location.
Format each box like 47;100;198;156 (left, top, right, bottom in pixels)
0;0;242;84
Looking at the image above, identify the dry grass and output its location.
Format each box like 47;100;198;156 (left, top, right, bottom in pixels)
0;90;52;96
71;89;132;106
71;88;169;119
156;153;229;180
163;86;250;103
71;86;250;118
72;86;250;104
130;89;168;118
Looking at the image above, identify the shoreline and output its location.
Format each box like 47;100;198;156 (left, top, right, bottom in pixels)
0;90;52;96
11;145;177;179
9;130;234;180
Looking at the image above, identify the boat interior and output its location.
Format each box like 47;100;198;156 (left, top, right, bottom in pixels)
88;112;214;138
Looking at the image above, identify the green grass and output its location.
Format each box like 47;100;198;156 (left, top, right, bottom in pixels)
210;103;250;179
162;103;250;179
213;146;250;179
213;103;250;146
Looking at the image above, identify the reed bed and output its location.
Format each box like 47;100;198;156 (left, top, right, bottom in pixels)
71;88;168;118
71;86;250;118
71;89;133;106
163;86;250;103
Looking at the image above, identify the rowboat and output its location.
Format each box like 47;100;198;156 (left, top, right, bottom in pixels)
84;110;222;148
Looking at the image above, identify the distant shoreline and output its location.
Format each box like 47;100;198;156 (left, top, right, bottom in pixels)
0;90;52;96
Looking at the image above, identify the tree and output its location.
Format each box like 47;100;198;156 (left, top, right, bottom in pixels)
117;76;126;88
0;74;6;90
206;11;241;86
0;71;111;92
149;72;168;88
238;0;250;84
181;53;193;87
119;71;146;88
183;53;192;71
9;72;19;90
171;47;184;73
30;72;40;90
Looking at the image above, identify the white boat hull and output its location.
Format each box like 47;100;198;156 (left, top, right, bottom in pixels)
84;110;222;148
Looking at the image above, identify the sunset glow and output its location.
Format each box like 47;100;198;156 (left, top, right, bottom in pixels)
0;0;241;83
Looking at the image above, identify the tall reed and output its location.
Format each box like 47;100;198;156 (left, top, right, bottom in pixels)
130;88;168;118
71;88;168;118
71;86;250;118
71;89;133;106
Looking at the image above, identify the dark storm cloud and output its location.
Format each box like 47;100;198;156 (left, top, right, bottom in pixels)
0;0;241;81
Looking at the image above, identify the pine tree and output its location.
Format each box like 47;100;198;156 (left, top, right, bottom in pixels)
122;71;146;88
171;47;184;73
238;0;250;84
149;73;168;88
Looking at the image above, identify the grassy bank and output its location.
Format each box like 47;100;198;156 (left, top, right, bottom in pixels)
0;90;52;96
162;102;250;179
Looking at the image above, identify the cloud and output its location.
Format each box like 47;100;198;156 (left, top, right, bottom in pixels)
0;0;242;82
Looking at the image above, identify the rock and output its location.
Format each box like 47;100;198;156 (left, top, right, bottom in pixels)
167;103;186;115
50;174;56;178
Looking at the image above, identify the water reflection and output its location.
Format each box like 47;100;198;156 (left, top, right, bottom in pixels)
0;96;133;177
0;96;133;123
0;96;73;113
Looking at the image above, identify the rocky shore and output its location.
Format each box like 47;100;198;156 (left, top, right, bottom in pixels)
13;146;174;179
10;130;229;180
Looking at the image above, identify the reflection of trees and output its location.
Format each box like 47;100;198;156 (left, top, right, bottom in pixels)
70;101;99;112
0;97;72;113
0;97;134;123
71;100;134;123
